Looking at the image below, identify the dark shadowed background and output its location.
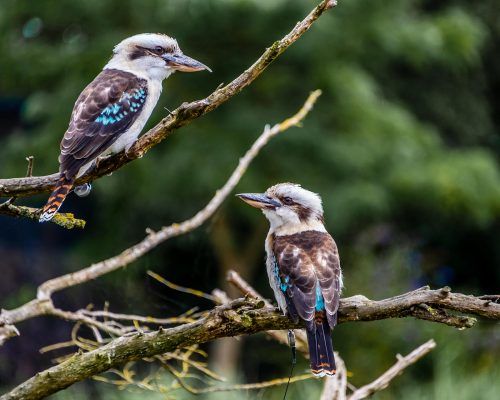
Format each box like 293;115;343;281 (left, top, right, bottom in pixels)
0;0;499;398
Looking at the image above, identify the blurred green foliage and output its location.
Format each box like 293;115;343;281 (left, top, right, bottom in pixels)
0;0;499;398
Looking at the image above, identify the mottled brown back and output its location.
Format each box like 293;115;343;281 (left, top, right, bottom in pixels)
273;230;341;329
60;68;148;178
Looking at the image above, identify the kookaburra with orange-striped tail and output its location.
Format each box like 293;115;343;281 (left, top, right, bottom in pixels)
39;33;210;222
237;183;342;377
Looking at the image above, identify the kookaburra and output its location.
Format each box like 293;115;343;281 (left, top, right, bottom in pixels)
39;33;210;222
238;183;342;377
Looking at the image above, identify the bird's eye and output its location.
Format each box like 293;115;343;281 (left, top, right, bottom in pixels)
283;197;294;205
154;46;164;54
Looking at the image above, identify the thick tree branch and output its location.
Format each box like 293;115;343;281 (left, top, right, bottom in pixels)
228;271;499;327
0;0;336;200
2;284;497;400
0;90;322;346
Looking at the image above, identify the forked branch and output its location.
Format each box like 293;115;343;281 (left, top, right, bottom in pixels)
2;285;498;400
348;340;436;400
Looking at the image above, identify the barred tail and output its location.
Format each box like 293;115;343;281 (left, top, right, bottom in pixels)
39;175;74;222
306;314;336;377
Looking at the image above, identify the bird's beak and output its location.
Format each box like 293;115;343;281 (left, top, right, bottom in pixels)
236;193;281;209
163;53;212;72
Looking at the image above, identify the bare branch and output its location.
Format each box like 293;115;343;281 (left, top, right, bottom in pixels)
228;271;500;327
2;281;498;400
0;90;322;346
320;354;348;400
166;372;311;394
80;309;195;326
25;156;34;178
340;285;499;323
0;298;284;400
0;0;336;200
147;270;216;301
348;340;436;400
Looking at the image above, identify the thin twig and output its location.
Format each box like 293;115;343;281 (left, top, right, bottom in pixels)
348;340;436;400
25;156;34;178
320;353;347;400
147;270;216;301
80;309;195;325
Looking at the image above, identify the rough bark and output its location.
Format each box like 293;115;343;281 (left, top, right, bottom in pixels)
2;287;499;400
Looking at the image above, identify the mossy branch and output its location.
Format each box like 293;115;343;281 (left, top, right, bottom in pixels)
2;286;498;400
0;201;85;229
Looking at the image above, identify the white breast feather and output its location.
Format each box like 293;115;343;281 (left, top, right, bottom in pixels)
265;234;287;314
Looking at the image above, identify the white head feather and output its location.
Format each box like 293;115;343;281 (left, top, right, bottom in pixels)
263;183;326;235
104;33;209;81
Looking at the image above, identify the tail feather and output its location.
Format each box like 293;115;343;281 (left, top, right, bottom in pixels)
306;314;336;377
39;175;74;222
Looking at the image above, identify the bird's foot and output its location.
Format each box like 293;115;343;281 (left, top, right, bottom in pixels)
286;312;300;324
124;142;139;159
95;154;113;169
74;183;92;197
164;106;175;117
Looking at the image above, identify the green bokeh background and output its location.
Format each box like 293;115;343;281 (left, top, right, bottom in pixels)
0;0;499;398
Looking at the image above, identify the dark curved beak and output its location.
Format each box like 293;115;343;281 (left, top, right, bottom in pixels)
236;193;281;209
162;53;212;72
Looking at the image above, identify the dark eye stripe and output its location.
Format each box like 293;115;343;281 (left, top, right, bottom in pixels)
129;44;177;61
129;47;149;60
278;195;295;205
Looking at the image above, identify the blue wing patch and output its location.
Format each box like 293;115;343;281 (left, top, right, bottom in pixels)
315;284;325;311
95;88;147;125
274;262;290;292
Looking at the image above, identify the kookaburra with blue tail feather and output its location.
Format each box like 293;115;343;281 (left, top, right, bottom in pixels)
237;183;342;377
39;33;210;222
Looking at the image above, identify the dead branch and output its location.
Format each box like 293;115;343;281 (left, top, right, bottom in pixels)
0;288;484;400
348;340;436;400
0;0;336;200
319;340;436;400
79;309;195;326
0;298;285;400
228;271;499;327
2;271;496;400
0;90;322;346
320;355;348;400
2;268;498;397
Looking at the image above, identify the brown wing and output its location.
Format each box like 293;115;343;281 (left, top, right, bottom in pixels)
315;234;341;327
59;68;148;178
274;231;341;329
